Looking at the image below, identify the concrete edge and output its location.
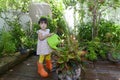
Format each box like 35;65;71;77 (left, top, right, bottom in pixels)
0;49;34;75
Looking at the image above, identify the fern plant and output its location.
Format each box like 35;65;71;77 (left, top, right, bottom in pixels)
0;30;16;57
85;37;108;61
110;42;120;61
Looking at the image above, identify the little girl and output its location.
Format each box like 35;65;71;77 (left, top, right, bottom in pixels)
36;17;53;77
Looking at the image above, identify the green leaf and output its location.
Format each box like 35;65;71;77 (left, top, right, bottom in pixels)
58;58;64;64
68;54;75;59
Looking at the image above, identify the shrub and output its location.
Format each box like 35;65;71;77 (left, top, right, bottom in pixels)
0;30;16;57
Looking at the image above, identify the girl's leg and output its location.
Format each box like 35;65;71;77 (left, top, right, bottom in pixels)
45;54;52;71
39;55;45;63
37;55;48;77
45;54;51;61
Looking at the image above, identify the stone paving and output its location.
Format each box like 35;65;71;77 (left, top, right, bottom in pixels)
81;61;120;80
0;55;120;80
0;56;58;80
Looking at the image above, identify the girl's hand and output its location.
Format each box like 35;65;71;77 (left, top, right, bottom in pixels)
38;33;54;40
50;33;54;36
48;33;54;37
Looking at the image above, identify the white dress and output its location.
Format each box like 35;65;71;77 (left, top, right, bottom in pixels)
36;29;52;55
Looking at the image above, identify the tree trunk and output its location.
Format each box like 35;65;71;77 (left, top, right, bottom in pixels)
92;0;98;40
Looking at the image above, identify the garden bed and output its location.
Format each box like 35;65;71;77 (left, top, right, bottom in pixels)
0;49;34;75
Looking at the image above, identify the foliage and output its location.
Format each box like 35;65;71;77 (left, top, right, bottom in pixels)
78;22;92;41
112;52;120;60
78;19;120;60
16;22;36;49
54;34;81;72
110;42;120;60
0;0;31;12
6;15;37;52
39;0;68;36
0;0;120;62
46;16;57;33
0;30;16;57
0;0;68;57
7;18;25;50
63;0;120;39
98;20;120;42
84;37;109;61
85;40;98;61
49;0;68;36
78;19;120;43
63;0;77;8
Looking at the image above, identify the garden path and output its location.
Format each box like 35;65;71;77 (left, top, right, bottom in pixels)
0;55;58;80
0;55;120;80
81;61;120;80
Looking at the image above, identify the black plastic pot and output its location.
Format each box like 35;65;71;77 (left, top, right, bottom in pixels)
19;48;28;54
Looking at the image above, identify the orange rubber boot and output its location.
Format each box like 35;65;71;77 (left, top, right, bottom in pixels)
46;60;52;71
37;62;48;77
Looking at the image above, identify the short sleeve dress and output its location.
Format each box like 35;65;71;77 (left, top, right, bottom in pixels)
36;29;52;55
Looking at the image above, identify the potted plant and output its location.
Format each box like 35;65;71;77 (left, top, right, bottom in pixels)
107;42;120;62
53;35;83;80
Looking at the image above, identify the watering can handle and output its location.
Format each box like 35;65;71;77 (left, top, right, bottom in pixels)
52;33;61;41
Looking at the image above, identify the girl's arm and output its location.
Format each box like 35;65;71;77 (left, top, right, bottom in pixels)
38;32;52;41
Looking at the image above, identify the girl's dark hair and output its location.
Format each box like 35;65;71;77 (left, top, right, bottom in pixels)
38;17;48;24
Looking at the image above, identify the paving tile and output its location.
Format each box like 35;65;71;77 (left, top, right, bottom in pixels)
0;56;58;80
0;56;120;80
82;61;120;80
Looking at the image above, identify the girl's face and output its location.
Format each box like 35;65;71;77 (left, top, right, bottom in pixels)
40;21;47;30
